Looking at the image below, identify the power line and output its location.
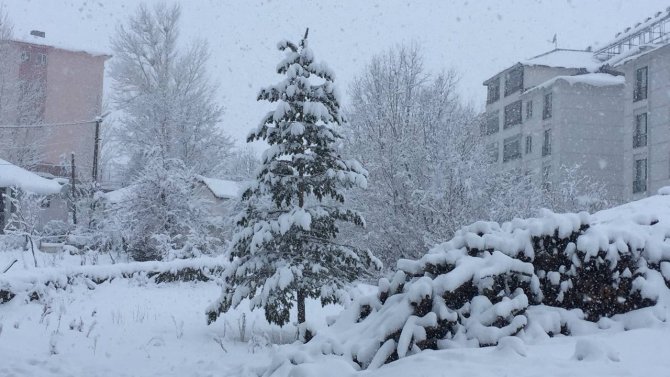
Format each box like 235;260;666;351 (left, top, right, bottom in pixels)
0;119;96;129
0;138;94;150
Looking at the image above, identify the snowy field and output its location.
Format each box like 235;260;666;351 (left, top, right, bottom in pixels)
0;273;346;377
0;276;669;377
0;248;348;377
4;191;670;376
1;250;669;377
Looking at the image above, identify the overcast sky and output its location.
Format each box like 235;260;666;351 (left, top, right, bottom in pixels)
4;0;667;146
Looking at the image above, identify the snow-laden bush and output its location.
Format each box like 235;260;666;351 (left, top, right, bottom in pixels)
259;196;670;374
112;158;225;261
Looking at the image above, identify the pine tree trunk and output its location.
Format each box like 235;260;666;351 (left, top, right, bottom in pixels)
297;289;306;324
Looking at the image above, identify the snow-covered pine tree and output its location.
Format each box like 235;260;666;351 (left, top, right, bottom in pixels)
207;29;380;329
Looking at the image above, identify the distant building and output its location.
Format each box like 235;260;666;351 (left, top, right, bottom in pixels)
482;49;625;203
104;176;245;218
194;176;246;217
0;158;67;233
482;6;670;204
599;11;670;202
0;30;110;180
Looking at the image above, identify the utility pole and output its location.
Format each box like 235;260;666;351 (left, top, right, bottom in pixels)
91;112;110;184
71;152;77;225
92;117;100;183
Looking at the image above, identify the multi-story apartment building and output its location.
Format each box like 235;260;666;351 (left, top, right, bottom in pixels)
482;7;670;205
0;30;109;180
616;44;670;201
593;9;670;202
482;49;625;202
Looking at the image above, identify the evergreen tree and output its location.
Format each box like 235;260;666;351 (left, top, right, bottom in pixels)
207;30;380;328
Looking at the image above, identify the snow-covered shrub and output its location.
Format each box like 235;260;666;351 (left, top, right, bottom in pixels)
260;197;670;373
113;158;224;261
2;188;60;267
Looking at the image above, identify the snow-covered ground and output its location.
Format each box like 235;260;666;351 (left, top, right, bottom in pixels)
361;328;670;377
0;274;349;377
1;276;668;376
0;245;348;377
3;192;670;376
1;273;669;377
1;280;246;377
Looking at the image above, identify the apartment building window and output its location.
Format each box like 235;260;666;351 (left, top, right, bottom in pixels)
633;157;647;193
633;113;647;148
541;164;551;190
542;129;552;156
525;135;532;154
503;134;521;162
20;51;29;62
487;77;500;104
633;66;648;102
36;53;47;66
526;100;533;120
487;142;499;162
542;92;553;119
0;190;4;233
484;111;499;135
504;66;523;96
504;100;522;128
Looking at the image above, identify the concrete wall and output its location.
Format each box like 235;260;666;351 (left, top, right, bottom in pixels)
42;48;106;179
554;81;625;202
36;195;69;229
0;40;106;180
484;65;585;169
484;75;624;203
0;187;68;233
523;66;582;89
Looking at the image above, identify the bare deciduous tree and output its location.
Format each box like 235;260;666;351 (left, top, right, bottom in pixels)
343;44;609;267
0;8;47;170
344;44;491;264
110;2;232;177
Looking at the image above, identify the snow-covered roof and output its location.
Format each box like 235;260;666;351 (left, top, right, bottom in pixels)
196;176;245;200
594;8;670;54
104;177;245;204
484;49;603;85
0;158;63;195
103;185;135;204
521;49;601;71
607;43;668;68
10;30;111;58
523;73;624;95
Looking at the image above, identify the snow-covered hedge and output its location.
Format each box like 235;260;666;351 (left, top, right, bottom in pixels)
0;256;228;304
261;195;670;374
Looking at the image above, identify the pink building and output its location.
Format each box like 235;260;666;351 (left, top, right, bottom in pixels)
0;30;110;180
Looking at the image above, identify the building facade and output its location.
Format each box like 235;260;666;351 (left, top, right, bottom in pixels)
0;158;67;233
482;50;625;203
483;7;670;205
0;31;109;180
616;44;670;201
